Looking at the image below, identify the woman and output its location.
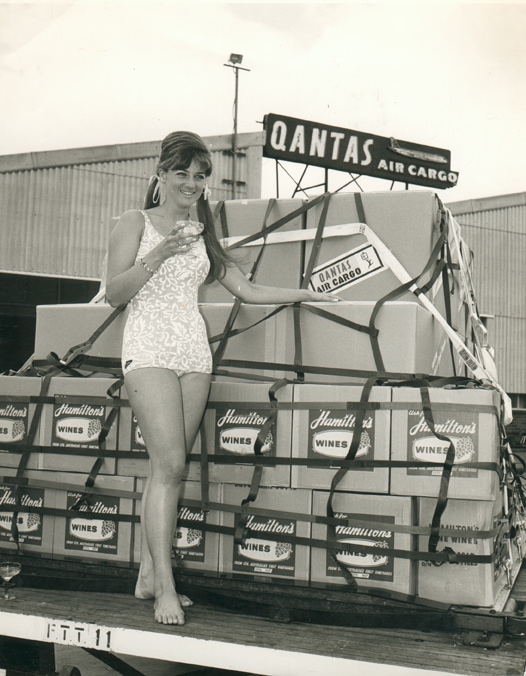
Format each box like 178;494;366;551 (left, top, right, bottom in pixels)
106;131;340;625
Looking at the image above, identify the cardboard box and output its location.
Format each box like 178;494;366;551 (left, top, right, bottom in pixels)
0;469;55;555
219;485;311;583
304;190;446;299
133;480;220;574
0;375;45;470
199;198;306;304
202;381;294;487
39;377;121;474
200;303;288;380
291;383;391;493
35;301;289;382
34;303;129;362
303;191;474;368
390;388;501;500
276;301;457;382
416;496;517;607
52;472;134;564
310;491;414;595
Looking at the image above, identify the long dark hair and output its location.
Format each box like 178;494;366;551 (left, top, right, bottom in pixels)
144;131;233;283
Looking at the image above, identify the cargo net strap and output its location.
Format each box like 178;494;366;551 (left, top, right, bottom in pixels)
69;378;124;512
324;376;380;589
214;193;328;375
234;378;293;546
357;194;451;373
10;373;53;549
355;193;511;425
57;305;126;368
213;198;276;369
418;384;456;555
0;482;503;544
293;193;333;380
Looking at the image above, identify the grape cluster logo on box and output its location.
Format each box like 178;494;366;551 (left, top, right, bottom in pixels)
0;403;29;445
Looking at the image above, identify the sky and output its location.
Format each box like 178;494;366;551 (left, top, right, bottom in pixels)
1;0;525;203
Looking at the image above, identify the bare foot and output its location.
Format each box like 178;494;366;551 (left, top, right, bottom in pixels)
135;570;192;607
154;588;186;625
135;565;154;600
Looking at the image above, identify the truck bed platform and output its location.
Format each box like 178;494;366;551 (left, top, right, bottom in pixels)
1;581;526;676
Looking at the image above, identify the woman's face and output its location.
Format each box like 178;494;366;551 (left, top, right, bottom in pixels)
161;159;208;210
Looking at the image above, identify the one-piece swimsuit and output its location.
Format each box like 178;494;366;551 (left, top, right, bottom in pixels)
122;211;213;376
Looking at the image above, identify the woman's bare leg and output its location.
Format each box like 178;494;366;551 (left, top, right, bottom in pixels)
135;372;210;606
125;368;211;624
136;472;196;604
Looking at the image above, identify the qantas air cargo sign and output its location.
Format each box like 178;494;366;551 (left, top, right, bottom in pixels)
264;113;459;189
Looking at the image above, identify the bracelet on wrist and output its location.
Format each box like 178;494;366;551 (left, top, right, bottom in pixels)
137;258;157;275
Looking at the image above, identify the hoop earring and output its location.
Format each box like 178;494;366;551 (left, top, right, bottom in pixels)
203;183;211;201
152;178;166;205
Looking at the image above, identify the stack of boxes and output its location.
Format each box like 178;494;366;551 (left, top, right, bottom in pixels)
1;190;522;611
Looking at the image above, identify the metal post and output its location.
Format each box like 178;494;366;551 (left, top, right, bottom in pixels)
232;65;239;200
224;54;250;201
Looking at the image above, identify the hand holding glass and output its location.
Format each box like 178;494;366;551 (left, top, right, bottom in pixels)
175;220;204;237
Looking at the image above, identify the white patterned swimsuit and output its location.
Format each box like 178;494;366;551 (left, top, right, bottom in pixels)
122;211;213;377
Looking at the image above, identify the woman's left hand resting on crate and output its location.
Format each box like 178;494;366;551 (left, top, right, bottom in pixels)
105;130;340;626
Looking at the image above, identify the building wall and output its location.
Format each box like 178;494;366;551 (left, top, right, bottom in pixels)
0;132;264;280
447;192;526;396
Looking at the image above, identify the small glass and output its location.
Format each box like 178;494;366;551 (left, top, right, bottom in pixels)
175;220;204;237
0;561;21;600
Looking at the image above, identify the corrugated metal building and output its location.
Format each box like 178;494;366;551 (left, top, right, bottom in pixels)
0;132;263;372
447;192;526;402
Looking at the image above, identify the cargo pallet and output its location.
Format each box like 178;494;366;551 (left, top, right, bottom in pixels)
0;556;526;676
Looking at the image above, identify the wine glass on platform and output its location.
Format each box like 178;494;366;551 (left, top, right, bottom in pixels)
0;562;22;600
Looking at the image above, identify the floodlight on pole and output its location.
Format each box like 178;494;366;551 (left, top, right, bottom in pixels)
224;54;250;199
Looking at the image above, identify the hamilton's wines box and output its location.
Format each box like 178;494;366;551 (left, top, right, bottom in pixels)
0;469;55;555
416;495;519;607
0;376;44;470
310;490;414;595
202;381;294;487
219;485;311;583
39;378;120;474
52;473;134;564
291;383;391;493
390;388;501;500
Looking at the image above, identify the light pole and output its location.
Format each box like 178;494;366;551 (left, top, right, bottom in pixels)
224;53;250;200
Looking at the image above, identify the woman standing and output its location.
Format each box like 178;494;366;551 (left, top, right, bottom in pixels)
106;131;340;625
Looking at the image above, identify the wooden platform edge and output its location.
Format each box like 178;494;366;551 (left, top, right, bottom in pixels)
0;604;457;676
